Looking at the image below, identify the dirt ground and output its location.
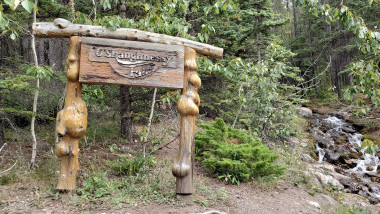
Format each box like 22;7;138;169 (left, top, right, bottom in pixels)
1;116;380;214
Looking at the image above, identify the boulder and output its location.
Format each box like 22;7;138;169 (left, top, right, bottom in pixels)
314;172;344;189
330;112;349;120
298;107;313;118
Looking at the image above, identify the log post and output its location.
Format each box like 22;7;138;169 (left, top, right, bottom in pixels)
56;36;87;190
172;47;200;195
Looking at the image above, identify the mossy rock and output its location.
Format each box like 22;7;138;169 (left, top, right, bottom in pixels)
362;120;380;133
310;151;318;161
349;152;359;160
363;134;380;146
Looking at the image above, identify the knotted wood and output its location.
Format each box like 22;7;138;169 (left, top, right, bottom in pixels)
172;47;200;194
33;18;223;59
56;36;88;190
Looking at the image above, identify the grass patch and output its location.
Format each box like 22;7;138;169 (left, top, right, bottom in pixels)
333;204;373;214
74;157;178;206
82;118;122;146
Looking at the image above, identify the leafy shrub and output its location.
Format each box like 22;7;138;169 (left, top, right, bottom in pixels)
195;118;285;184
77;172;114;199
109;155;156;176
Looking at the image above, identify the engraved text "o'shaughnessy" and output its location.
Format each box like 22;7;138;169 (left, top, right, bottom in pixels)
95;48;175;66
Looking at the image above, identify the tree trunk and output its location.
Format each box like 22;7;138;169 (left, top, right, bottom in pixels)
292;0;297;37
0;92;5;148
120;86;132;142
255;0;261;61
30;0;39;168
118;0;133;143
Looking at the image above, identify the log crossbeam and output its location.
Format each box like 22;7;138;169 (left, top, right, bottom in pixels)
33;18;223;59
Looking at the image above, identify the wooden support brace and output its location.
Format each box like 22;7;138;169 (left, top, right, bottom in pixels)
56;36;88;190
172;47;200;194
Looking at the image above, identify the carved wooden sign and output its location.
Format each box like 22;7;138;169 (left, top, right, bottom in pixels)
79;37;185;89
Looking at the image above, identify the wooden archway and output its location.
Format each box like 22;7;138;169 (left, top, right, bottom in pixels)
33;19;223;195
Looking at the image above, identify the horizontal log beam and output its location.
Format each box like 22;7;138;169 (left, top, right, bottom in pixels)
32;18;223;59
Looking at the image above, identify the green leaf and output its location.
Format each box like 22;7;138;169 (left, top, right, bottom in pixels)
369;0;373;5
21;0;34;13
4;0;15;9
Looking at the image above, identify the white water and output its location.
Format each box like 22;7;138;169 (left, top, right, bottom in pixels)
319;116;379;174
324;116;345;130
349;133;363;147
352;152;379;174
315;144;325;163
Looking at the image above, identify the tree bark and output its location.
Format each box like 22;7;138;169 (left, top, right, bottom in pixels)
255;0;261;61
30;0;39;168
120;86;132;142
0;92;5;148
119;0;133;143
292;0;297;37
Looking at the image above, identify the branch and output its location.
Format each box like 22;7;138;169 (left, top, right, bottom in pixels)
151;134;180;153
0;143;6;153
32;18;223;58
0;160;17;174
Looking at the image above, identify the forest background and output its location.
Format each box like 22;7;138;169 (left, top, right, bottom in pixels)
0;0;379;211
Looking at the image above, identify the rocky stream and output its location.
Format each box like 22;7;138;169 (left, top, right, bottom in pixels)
308;114;380;204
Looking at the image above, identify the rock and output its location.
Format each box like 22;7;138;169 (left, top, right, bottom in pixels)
328;172;353;188
332;112;349;120
344;159;358;168
307;201;320;209
314;172;344;189
302;154;315;163
324;151;340;162
289;137;300;147
298;107;313;118
342;126;356;133
347;118;366;131
320;194;339;206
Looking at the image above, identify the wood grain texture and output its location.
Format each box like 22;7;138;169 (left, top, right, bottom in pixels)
79;37;184;89
56;36;88;190
172;47;200;194
32;18;223;58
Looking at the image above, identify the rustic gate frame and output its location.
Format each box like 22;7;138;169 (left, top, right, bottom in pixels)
33;18;223;195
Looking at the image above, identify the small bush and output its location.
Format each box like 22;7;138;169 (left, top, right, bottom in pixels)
195;118;285;184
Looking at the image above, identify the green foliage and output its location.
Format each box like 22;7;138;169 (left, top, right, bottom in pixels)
25;65;53;81
296;0;380;108
77;172;115;199
362;121;380;133
334;204;373;214
220;43;302;139
109;155;156;176
195;118;285;184
361;139;379;154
